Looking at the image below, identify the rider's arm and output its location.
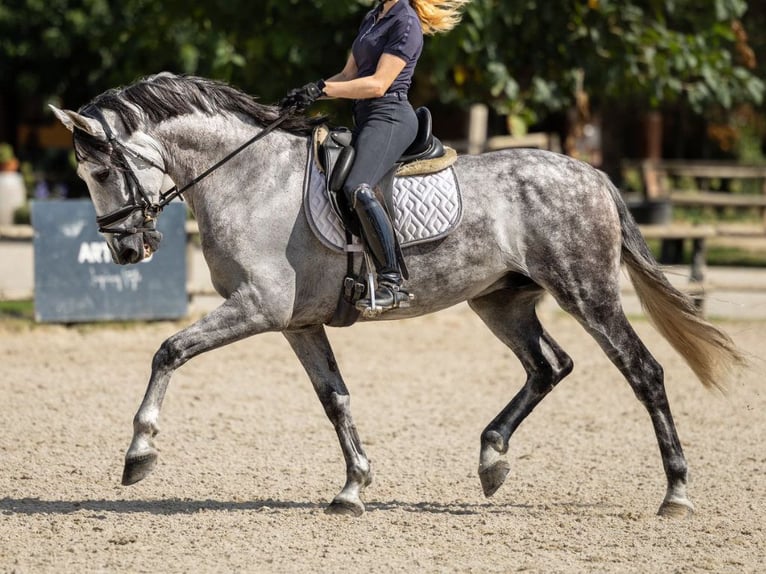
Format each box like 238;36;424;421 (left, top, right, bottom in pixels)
324;53;406;100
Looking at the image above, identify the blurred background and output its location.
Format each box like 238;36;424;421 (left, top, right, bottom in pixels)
1;0;764;204
1;0;766;319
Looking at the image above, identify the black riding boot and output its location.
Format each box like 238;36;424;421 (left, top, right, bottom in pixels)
350;184;411;311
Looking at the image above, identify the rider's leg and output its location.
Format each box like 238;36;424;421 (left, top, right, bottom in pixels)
343;97;417;310
349;183;409;309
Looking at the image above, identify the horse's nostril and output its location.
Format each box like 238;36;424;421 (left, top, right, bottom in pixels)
118;246;141;264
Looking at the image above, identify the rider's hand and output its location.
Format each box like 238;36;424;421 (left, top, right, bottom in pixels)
280;80;326;111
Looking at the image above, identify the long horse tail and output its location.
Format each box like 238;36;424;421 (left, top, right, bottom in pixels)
602;172;746;391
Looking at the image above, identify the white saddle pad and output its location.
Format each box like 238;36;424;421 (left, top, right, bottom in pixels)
303;150;462;253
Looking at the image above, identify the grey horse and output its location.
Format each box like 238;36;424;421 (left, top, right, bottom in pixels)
51;73;743;518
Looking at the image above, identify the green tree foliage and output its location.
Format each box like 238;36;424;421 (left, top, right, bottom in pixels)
0;0;762;127
0;0;365;109
420;0;763;126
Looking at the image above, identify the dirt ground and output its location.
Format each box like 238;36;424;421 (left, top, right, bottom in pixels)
1;302;764;573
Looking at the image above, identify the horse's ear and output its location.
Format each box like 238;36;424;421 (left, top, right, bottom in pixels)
49;105;107;141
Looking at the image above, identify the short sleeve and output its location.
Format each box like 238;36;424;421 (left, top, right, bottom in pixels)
383;16;421;62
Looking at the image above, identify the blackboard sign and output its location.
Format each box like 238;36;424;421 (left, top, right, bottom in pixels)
32;200;188;323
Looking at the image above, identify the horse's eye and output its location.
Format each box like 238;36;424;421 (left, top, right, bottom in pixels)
93;168;110;183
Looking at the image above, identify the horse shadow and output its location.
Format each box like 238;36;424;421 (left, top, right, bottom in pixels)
0;496;540;516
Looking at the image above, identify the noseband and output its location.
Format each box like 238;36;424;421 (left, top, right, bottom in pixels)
78;105;296;234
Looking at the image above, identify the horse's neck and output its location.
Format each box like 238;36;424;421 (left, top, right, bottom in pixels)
155;115;247;185
154;116;306;241
156;116;302;216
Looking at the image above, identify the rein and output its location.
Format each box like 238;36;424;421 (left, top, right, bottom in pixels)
80;105;296;234
154;107;296;210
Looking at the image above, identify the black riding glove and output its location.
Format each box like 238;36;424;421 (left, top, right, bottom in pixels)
280;80;326;111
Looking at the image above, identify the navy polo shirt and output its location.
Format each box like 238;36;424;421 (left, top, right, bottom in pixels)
351;1;424;95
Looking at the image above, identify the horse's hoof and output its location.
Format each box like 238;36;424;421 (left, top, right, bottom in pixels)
122;451;158;486
657;498;694;519
325;496;365;517
479;460;511;497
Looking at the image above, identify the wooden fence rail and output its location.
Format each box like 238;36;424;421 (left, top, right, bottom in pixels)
625;160;766;226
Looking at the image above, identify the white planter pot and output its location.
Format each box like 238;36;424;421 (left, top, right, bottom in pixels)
0;171;26;225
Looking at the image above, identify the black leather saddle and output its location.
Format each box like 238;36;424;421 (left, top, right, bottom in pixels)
318;106;445;195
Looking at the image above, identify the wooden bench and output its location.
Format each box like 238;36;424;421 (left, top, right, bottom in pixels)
638;224;716;283
669;190;766;219
631;160;766;225
637;224;717;311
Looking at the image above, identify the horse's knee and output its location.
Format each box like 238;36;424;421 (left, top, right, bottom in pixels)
152;337;187;371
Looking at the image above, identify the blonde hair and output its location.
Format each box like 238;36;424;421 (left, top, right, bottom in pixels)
410;0;470;35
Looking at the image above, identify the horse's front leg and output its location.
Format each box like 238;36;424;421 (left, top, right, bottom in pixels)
122;294;276;486
283;325;372;517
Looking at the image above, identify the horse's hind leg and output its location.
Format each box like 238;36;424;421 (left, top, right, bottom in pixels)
283;325;372;517
468;285;574;497
551;283;694;517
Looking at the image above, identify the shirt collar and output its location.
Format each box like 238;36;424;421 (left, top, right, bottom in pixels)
375;0;407;22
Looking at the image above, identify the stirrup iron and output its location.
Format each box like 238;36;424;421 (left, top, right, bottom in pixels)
355;252;413;317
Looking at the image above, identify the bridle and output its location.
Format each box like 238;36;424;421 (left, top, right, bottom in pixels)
78;105;296;234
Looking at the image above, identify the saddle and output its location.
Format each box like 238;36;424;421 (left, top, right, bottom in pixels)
314;107;457;232
307;107;461;327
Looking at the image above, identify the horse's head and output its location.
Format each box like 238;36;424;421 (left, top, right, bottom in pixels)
49;73;323;264
50;105;170;265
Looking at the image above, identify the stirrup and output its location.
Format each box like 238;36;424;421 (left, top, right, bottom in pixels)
355;284;414;317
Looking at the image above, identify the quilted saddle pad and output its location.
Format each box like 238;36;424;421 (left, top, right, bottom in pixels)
302;149;463;253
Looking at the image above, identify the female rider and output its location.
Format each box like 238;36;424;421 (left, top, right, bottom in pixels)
282;0;468;312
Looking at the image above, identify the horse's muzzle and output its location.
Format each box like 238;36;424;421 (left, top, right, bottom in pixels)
111;229;163;265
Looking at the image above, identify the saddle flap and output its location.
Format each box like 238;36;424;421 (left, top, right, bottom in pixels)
317;127;349;171
315;125;355;194
329;146;355;193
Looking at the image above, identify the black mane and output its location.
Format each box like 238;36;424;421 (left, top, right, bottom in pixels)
81;72;322;137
